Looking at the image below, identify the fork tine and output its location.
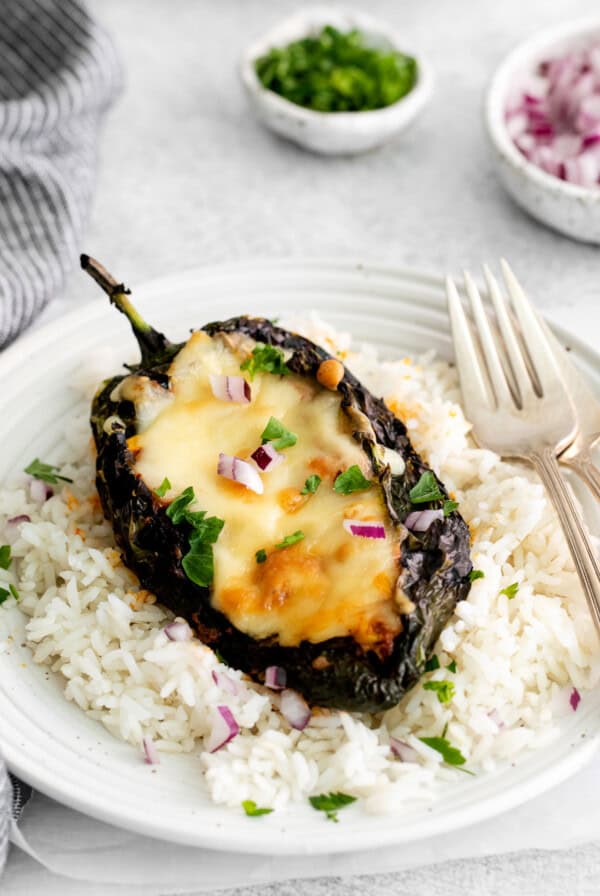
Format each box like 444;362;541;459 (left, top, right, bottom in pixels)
483;264;536;405
500;259;563;396
463;271;513;408
445;275;493;412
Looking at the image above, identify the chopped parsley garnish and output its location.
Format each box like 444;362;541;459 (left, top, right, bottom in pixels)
9;584;19;601
155;477;171;498
423;680;455;704
469;569;485;582
0;545;11;570
255;549;267;564
0;588;10;606
25;458;72;485
301;474;322;495
240;344;290;380
443;499;459;516
309;791;357;823
424;654;440;672
242;800;273;817
500;582;519;600
419;735;467;767
409;471;443;504
261;417;297;450
446;660;457;673
333;465;371;495
166;487;224;587
275;530;305;550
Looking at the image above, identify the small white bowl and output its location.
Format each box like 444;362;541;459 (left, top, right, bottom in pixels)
240;7;433;156
485;17;600;245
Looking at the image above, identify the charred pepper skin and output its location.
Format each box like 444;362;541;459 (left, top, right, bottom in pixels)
85;256;472;712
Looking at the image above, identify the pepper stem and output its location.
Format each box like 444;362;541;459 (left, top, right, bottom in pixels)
80;254;172;366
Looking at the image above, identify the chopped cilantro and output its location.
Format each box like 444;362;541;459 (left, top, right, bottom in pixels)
419;735;467;767
0;545;11;570
25;458;72;485
500;582;519;600
261;417;297;450
155;477;171;498
333;465;371;495
301;474;321;495
423;680;455;704
309;791;356;823
242;800;274;817
166;487;224;587
446;660;457;673
255;549;267;564
409;471;443;504
9;584;19;601
443;499;459;516
469;569;485;582
240;344;290;380
275;530;305;550
0;588;9;606
424;654;440;672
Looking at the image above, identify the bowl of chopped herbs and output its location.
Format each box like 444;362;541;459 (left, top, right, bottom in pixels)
240;8;433;155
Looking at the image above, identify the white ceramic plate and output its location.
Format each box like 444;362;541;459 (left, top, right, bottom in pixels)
0;260;599;855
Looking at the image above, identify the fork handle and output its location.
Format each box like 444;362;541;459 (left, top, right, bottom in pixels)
561;445;600;503
531;447;600;636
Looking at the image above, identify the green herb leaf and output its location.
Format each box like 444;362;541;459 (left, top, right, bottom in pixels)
9;584;19;601
240;344;290;380
333;465;371;495
409;471;443;505
443;499;459;516
309;791;357;823
25;458;72;485
424;654;440;672
242;800;274;817
423;680;455;704
446;660;457;673
255;549;267;564
261;417;297;450
469;569;485;582
275;530;305;550
0;588;10;606
500;582;519;600
419;735;467;766
301;474;322;495
0;545;11;570
188;516;225;546
166;486;195;524
167;487;224;587
155;477;171;498
182;541;214;588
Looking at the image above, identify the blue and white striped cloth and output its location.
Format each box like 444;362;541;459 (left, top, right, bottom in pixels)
0;0;122;348
0;0;121;874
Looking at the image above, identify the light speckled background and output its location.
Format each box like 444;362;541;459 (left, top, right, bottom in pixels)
5;0;600;892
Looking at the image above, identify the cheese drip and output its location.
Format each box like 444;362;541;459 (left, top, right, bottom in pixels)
130;331;403;653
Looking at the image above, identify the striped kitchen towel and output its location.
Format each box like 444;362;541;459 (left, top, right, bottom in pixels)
0;0;122;349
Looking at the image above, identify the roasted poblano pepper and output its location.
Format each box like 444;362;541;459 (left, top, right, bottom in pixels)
84;255;472;712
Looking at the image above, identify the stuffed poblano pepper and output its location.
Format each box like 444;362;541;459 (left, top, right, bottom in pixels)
84;254;472;712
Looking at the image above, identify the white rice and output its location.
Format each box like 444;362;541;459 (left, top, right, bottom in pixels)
1;314;599;815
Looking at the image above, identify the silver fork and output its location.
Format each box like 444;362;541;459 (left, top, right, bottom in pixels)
446;261;600;635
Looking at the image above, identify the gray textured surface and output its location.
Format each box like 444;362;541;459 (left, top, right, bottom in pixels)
5;0;600;892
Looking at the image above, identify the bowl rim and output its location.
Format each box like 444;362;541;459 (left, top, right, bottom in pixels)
485;15;600;203
239;5;434;126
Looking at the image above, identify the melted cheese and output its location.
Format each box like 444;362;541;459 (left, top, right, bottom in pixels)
130;331;403;653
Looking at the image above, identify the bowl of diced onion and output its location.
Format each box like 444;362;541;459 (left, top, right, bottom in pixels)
485;18;600;244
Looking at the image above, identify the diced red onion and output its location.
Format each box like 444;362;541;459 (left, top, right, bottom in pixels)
30;479;53;502
404;509;444;532
211;668;240;696
7;514;30;525
570;687;581;711
209;374;251;404
4;515;31;545
217;453;263;494
343;519;386;540
142;736;160;765
280;688;311;730
264;665;287;690
487;709;504;730
205;705;239;752
164;620;192;642
389;736;419;762
251;443;284;473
